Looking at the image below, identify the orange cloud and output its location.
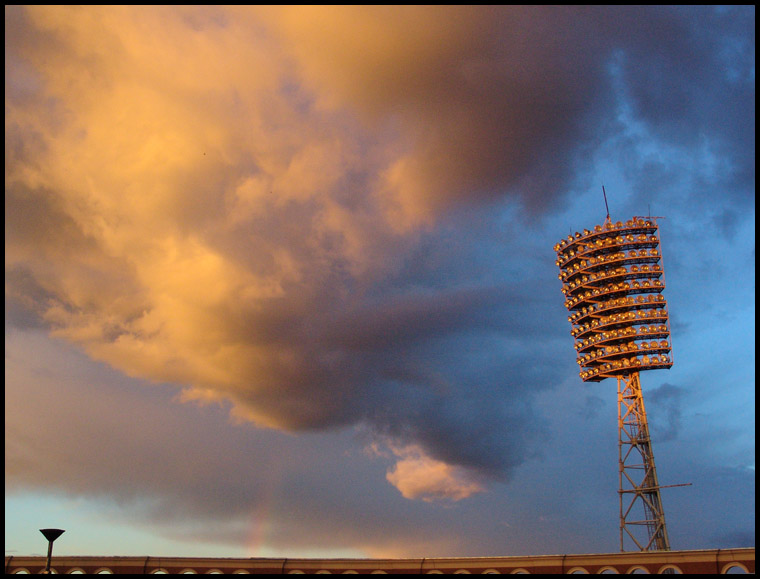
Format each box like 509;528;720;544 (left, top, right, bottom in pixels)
4;4;653;447
7;6;411;429
385;444;486;502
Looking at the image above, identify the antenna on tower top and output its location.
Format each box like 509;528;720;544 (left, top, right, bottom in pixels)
602;185;611;224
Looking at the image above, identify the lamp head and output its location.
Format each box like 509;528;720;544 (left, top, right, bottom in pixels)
40;529;65;542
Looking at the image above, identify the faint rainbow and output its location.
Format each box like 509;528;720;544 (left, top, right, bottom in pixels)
245;453;286;556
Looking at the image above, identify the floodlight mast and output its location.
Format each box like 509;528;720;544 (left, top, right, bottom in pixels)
553;215;673;552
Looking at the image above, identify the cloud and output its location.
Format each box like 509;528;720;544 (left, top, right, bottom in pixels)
5;5;754;510
646;383;686;442
259;5;615;222
384;444;486;502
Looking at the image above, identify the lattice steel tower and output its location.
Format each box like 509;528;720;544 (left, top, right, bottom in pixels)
553;215;674;552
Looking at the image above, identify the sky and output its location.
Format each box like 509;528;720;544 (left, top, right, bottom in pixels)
5;5;754;559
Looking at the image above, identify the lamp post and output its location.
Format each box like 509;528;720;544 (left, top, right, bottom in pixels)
39;528;65;574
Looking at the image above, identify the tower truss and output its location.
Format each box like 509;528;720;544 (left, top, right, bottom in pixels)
554;216;674;552
618;372;670;551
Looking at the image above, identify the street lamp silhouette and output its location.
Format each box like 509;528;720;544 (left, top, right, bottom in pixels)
39;528;65;574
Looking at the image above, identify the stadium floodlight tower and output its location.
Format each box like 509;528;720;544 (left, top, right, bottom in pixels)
553;213;674;552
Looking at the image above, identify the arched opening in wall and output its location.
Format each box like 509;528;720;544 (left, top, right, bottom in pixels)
627;567;650;574
657;565;682;574
482;570;501;574
10;569;30;574
150;569;169;574
722;563;750;574
566;568;589;574
205;570;223;574
179;570;197;574
95;568;114;574
598;567;619;574
66;568;85;574
508;570;529;574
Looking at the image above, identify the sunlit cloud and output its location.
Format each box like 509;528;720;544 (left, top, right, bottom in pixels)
385;444;486;502
10;5;594;451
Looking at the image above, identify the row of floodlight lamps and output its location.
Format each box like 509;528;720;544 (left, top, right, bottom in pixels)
580;354;672;382
578;339;671;365
574;322;670;349
558;249;660;281
568;294;666;325
553;218;658;252
556;234;660;268
561;264;662;294
563;279;665;310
